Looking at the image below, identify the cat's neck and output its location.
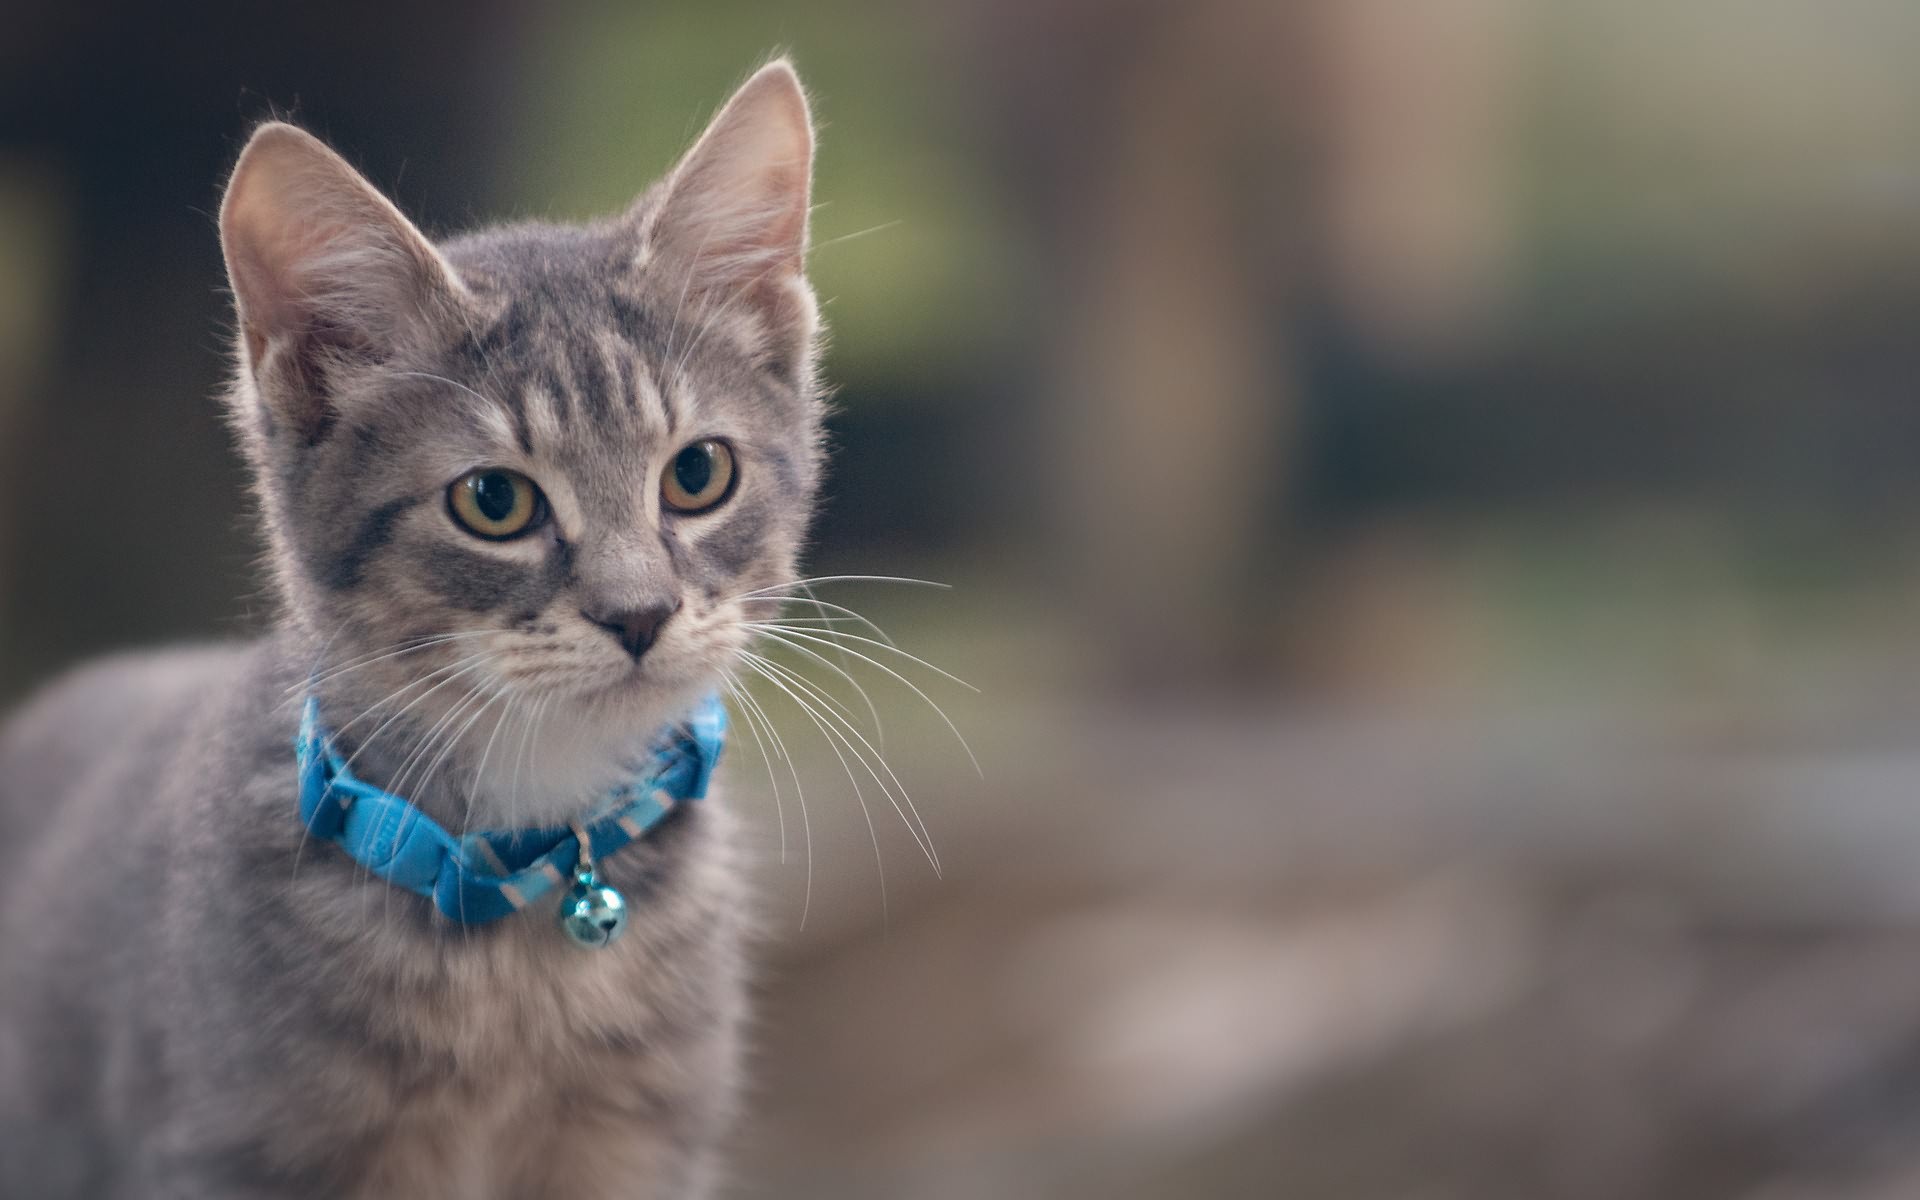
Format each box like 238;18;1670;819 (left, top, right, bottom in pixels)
318;709;638;833
288;651;672;832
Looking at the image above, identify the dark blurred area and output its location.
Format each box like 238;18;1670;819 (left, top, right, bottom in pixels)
7;1;1920;1196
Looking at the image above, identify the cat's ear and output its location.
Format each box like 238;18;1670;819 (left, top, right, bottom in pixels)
220;123;463;436
638;60;818;373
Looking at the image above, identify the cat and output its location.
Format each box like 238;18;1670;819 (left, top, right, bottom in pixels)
0;59;823;1198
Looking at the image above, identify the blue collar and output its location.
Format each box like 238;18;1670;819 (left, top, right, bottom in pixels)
295;694;727;925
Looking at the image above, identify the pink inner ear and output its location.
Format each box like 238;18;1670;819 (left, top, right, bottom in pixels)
233;215;353;346
222;125;459;367
650;64;815;291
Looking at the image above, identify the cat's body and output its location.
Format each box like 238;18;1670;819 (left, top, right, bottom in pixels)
0;638;746;1198
0;61;823;1198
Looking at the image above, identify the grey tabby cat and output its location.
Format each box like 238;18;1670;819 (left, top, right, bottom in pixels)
0;60;823;1198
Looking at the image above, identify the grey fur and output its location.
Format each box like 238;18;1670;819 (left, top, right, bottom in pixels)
0;60;823;1198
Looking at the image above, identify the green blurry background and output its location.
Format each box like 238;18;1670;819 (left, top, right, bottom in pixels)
7;1;1920;1196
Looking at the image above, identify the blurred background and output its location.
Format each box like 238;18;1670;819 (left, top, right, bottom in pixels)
7;0;1920;1195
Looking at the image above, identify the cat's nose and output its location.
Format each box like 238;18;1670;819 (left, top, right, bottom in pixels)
583;599;681;660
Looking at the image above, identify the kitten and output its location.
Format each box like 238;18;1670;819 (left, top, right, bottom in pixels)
0;60;822;1198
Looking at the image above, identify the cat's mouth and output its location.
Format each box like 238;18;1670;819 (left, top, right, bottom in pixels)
574;648;714;707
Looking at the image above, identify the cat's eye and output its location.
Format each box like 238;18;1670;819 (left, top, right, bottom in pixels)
448;469;547;540
661;440;737;514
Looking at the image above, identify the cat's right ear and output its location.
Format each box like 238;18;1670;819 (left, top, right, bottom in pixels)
220;123;463;438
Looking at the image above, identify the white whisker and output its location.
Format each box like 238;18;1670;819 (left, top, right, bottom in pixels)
745;623;979;693
722;678;786;864
381;680;489;812
743;650;940;876
794;580;883;745
507;689;548;833
460;690;520;837
737;574;953;596
745;636;869;731
746;626;982;779
727;672;812;926
736;593;900;648
740;654;887;923
330;655;495;770
283;631;495;698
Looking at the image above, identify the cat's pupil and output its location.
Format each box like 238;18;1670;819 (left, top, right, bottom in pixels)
473;473;517;521
674;445;714;496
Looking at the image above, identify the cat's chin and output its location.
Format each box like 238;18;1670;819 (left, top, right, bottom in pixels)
570;647;729;724
462;672;719;829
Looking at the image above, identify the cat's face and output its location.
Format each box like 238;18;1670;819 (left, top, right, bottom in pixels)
220;63;820;821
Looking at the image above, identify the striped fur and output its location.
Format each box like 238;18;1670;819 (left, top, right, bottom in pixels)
0;61;821;1198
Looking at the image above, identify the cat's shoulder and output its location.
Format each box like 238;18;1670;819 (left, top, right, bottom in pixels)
0;640;273;871
0;639;278;772
5;639;257;725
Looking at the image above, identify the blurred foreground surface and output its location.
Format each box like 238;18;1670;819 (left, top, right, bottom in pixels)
729;568;1920;1200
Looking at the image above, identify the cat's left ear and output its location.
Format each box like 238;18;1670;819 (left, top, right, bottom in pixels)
637;60;818;377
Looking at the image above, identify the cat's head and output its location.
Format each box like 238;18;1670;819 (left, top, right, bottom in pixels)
219;62;821;821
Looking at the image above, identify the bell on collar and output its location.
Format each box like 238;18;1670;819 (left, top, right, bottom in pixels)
558;824;628;948
559;863;629;949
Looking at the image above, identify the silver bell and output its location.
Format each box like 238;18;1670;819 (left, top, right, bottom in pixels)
559;869;629;948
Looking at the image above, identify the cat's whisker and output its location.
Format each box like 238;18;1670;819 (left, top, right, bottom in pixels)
792;580;884;748
736;574;954;597
288;633;495;698
358;678;475;908
742;649;941;877
755;656;941;880
507;689;548;834
366;681;483;876
736;593;901;649
525;691;561;828
462;688;522;837
287;654;493;890
524;691;563;836
292;629;498;683
739;654;888;924
371;680;491;922
745;623;979;694
300;621;353;689
745;625;983;779
384;681;491;816
283;634;451;697
356;678;490;845
468;691;518;800
379;678;483;916
722;677;787;866
418;686;509;848
453;688;523;948
330;654;496;768
740;631;873;734
289;633;497;699
725;669;812;926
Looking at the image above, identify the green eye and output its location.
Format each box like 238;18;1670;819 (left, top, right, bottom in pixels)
662;440;736;513
449;469;545;539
